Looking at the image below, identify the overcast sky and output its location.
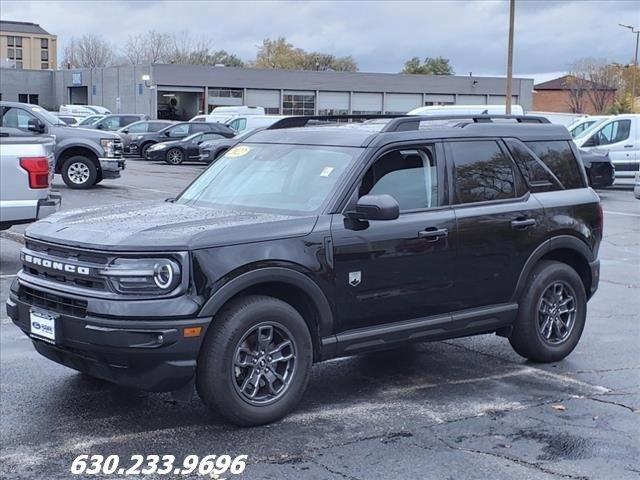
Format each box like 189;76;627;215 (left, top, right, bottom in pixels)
2;0;638;83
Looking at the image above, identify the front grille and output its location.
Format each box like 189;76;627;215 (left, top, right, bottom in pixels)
113;139;124;158
22;239;109;292
18;285;88;317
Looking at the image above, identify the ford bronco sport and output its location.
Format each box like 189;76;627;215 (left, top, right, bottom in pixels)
7;114;602;426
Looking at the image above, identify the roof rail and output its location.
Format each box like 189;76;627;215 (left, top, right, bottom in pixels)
381;114;550;132
267;114;407;130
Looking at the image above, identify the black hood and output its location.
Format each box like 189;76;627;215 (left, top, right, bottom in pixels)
26;202;318;252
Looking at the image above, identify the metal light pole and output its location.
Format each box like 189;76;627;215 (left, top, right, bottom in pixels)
619;24;639;111
505;0;515;114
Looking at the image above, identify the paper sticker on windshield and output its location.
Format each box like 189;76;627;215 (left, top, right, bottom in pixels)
226;146;251;158
320;166;335;177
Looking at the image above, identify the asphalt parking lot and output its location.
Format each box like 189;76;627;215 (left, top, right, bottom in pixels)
1;159;639;480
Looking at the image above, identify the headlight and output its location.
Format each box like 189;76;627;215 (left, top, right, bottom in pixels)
153;143;167;150
99;258;181;294
100;138;115;158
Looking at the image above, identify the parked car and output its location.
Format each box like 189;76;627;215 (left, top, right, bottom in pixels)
83;114;149;132
190;106;265;123
53;114;83;127
579;149;615;188
77;114;105;127
567;116;611;139
198;128;264;163
59;105;111;116
129;121;235;158
409;104;525;115
117;120;175;155
1;101;125;189
146;131;235;165
225;115;284;133
574;114;639;177
0;134;61;230
6;113;602;426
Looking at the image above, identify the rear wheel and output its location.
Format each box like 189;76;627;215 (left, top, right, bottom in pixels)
196;295;312;426
140;143;153;158
61;156;98;189
165;148;184;165
509;260;586;363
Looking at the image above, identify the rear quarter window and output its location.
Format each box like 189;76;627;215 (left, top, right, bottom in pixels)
525;141;584;190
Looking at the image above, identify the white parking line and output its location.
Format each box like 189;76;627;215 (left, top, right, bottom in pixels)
604;210;640;217
0;274;17;279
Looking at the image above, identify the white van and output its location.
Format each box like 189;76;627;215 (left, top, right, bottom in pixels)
408;104;524;116
575;114;639;178
225;115;283;133
190;106;265;123
567;115;611;138
59;104;111;116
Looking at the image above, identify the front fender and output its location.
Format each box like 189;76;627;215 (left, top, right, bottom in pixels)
198;267;334;337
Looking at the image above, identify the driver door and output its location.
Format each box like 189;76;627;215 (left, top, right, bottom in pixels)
330;143;457;333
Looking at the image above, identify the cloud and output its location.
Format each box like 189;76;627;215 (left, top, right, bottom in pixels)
2;0;638;78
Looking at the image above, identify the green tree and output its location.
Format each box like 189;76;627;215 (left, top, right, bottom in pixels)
252;37;358;72
402;56;454;75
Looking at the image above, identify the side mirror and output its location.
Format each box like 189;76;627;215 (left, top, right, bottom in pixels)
349;194;400;221
27;119;46;134
96;123;104;130
122;129;129;134
164;131;171;137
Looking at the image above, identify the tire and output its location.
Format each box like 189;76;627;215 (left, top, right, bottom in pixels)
140;143;153;158
61;156;98;189
509;260;587;363
196;295;313;426
94;171;103;185
165;148;184;165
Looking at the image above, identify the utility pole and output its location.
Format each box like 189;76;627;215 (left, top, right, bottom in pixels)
505;0;515;114
619;24;639;112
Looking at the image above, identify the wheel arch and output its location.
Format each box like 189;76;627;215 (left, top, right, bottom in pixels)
512;236;595;302
55;145;100;173
199;267;334;362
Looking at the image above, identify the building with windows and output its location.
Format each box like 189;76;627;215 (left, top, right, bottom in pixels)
0;20;57;70
1;63;533;118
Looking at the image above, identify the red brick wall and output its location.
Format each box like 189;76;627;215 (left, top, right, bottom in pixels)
533;90;615;114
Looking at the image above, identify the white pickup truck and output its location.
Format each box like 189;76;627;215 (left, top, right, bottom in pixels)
0;135;61;230
575;114;639;178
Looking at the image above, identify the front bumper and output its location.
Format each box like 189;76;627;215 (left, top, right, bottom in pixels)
36;191;62;220
99;158;125;179
7;288;211;392
145;149;167;161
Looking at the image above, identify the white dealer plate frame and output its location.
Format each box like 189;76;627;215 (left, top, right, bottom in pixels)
30;309;57;343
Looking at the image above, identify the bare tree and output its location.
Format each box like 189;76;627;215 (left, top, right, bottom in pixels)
585;60;621;113
124;31;172;65
63;35;114;68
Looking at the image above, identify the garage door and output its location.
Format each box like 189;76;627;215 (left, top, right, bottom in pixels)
488;95;518;105
385;93;422;113
352;93;382;113
318;91;349;111
457;95;487;105
424;94;455;104
246;89;280;109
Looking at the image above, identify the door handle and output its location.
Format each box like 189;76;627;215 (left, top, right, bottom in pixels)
624;145;633;148
418;227;448;242
511;218;536;230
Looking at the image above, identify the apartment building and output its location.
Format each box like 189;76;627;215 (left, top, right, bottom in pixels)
0;20;57;70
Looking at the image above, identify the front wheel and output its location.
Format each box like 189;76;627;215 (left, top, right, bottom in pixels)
509;260;587;363
196;295;313;426
61;156;98;189
165;148;184;165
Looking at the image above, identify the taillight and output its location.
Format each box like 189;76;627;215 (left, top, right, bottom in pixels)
19;156;50;189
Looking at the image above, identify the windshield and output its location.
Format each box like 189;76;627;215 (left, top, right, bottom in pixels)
574;119;606;140
30;106;65;126
177;143;362;214
80;115;103;126
183;132;203;142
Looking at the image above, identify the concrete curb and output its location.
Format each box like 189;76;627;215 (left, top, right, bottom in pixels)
0;230;25;245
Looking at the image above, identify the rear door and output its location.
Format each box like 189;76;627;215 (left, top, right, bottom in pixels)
447;139;547;311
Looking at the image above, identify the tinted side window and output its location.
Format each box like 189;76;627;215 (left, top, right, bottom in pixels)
450;140;515;204
126;122;148;133
505;140;560;192
167;124;189;137
201;133;225;142
1;106;38;130
190;123;212;133
525;141;583;189
122;116;141;127
360;148;438;211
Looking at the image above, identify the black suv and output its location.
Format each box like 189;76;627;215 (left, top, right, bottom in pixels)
129;121;235;158
7;115;602;426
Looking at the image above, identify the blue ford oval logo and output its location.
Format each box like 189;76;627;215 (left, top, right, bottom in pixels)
32;322;41;329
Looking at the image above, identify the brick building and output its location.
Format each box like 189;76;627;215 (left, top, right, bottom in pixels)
533;75;616;114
